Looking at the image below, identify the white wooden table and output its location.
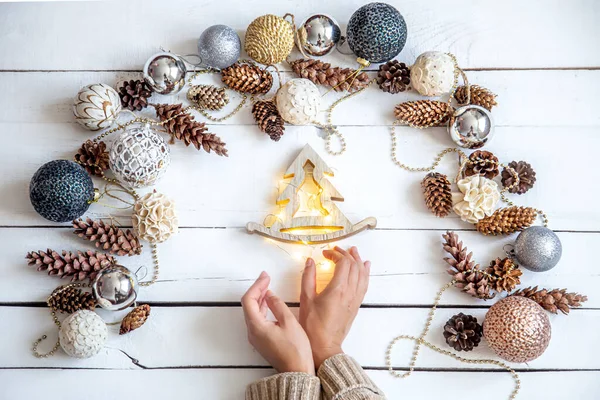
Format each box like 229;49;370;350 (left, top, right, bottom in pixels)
1;1;599;398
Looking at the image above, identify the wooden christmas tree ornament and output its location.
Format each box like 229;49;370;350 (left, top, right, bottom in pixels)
247;144;377;244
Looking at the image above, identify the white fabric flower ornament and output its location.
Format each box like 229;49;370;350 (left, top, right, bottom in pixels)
452;175;500;223
132;192;178;243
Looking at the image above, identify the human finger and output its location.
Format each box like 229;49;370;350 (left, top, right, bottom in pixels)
323;248;350;288
347;246;363;289
241;271;270;326
301;258;317;302
265;290;295;325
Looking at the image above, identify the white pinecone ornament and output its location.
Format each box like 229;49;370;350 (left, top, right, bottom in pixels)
73;83;122;131
276;78;320;125
410;52;456;97
59;310;108;358
132;192;178;243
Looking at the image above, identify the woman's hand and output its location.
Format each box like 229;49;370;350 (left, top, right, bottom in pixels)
242;271;315;375
299;246;371;369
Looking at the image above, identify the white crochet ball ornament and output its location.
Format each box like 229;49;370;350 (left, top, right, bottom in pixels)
109;124;171;188
276;78;320;125
132;192;179;243
59;310;108;359
410;52;456;97
73;83;122;131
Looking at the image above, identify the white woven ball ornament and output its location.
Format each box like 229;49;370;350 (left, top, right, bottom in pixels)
59;310;107;359
132;192;178;243
109;124;171;188
73;83;122;131
410;52;457;97
276;78;320;125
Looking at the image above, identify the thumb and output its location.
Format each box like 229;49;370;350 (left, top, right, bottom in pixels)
265;290;294;324
301;258;317;302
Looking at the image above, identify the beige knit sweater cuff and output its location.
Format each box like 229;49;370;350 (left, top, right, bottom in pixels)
318;354;385;400
245;372;321;400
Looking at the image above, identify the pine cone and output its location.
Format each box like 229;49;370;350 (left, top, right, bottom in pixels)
512;286;588;315
154;103;228;156
442;231;494;300
120;304;151;334
74;140;109;177
421;172;452;217
252;100;285;141
187;85;229;110
485;257;522;293
455;85;497;111
289;58;370;93
464;150;499;179
221;62;273;94
376;60;410;94
443;313;483;352
394;100;452;128
502;161;536;194
476;206;537;236
73;218;142;256
118;79;152;111
25;249;115;281
47;285;96;313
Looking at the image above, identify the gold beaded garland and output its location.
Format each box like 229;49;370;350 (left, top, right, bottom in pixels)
245;14;294;65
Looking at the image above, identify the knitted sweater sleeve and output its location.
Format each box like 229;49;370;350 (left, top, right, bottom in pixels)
245;372;321;400
318;354;386;400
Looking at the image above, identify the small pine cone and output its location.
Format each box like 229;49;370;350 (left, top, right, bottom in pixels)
74;140;109;177
476;206;537;236
376;60;410;94
512;286;588;315
120;304;151;334
252;100;285;141
443;313;483;352
73;218;142;256
464;150;499;179
187;85;229;110
25;249;115;281
118;79;152;111
221;62;273;94
455;85;497;111
485;257;522;293
289;58;369;93
421;172;452;217
394;100;452;128
47;285;96;313
502;161;536;194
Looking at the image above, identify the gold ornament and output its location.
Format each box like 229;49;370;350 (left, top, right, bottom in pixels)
245;14;294;65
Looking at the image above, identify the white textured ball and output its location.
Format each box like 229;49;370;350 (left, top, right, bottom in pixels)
276;78;320;125
109;124;171;188
73;83;122;131
59;310;107;359
132;192;179;243
410;52;456;97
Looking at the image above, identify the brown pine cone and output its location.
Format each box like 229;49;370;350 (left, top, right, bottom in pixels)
25;249;115;281
187;85;229;110
252;100;285;141
289;58;369;93
455;85;497;111
394;100;452;128
464;150;499;179
47;285;97;313
512;286;588;315
118;79;152;111
485;257;522;293
476;206;537;236
421;172;452;217
120;304;151;334
376;60;410;94
221;62;273;94
73;218;142;256
443;313;483;352
502;161;536;194
74;140;109;177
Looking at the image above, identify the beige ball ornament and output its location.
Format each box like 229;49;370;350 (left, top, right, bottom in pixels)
245;14;294;65
132;192;178;243
276;78;321;125
59;310;108;358
73;83;122;131
483;296;551;363
410;52;457;97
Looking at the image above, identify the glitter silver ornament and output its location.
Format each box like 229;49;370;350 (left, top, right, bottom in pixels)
143;52;186;95
198;25;241;70
298;14;341;57
448;105;494;149
59;310;107;358
513;226;562;272
92;265;139;311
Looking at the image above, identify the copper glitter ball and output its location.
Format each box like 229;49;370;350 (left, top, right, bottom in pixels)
483;296;551;363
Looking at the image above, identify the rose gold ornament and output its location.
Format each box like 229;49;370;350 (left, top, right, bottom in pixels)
483;296;551;363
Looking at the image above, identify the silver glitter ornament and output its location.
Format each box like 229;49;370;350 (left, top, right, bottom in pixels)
143;52;186;95
513;226;562;272
448;105;494;149
298;14;341;57
92;265;139;311
198;25;241;70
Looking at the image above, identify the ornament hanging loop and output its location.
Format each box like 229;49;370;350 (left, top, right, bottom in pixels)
503;244;516;258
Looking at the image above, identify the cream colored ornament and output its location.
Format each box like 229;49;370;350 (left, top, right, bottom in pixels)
132;192;178;243
276;78;321;125
452;175;500;223
410;52;456;97
59;310;107;359
73;83;122;131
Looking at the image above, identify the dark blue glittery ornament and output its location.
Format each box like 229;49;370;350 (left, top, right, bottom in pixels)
346;2;407;63
29;160;95;223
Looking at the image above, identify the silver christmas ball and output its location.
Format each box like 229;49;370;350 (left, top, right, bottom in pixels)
448;105;494;149
298;14;341;57
92;265;139;311
514;226;562;272
198;25;241;70
143;52;186;95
